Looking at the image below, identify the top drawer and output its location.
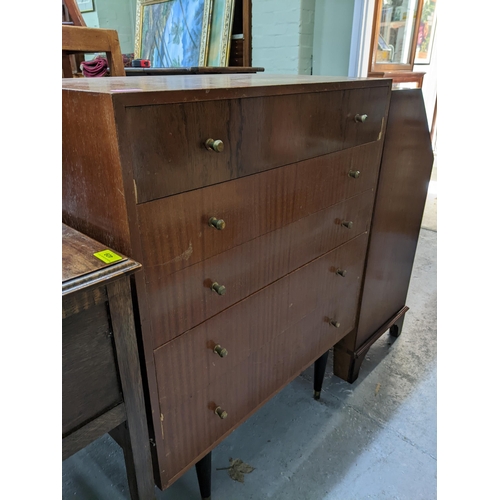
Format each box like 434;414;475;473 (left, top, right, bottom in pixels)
125;85;390;203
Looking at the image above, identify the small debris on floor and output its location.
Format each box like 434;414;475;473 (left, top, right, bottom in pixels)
375;383;381;396
216;458;255;483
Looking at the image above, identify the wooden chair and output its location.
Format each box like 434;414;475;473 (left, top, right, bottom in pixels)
62;25;126;77
62;0;86;76
62;0;86;27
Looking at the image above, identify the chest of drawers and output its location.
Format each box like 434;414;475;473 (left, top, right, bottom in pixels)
62;74;394;493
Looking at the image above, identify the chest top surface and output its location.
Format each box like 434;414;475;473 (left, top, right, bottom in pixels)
61;74;391;104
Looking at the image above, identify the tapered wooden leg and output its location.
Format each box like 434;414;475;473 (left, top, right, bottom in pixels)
109;423;141;500
107;278;156;500
313;350;329;400
333;346;366;384
389;313;406;338
195;451;212;500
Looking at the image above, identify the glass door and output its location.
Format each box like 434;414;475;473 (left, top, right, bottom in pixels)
370;0;421;72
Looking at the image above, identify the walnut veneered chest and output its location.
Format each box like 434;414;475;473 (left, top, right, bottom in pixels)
62;74;394;491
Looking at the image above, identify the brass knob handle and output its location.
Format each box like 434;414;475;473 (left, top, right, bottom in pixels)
209;217;226;230
205;138;224;152
342;221;353;229
211;282;226;296
354;114;368;123
213;344;228;357
215;406;228;419
329;320;341;328
348;170;361;179
336;269;347;277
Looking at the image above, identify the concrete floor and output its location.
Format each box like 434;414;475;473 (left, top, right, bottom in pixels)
62;224;437;500
421;156;437;232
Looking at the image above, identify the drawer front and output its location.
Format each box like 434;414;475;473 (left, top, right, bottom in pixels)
62;294;122;436
138;140;382;276
156;290;361;484
128;99;234;204
127;87;389;202
153;232;368;401
342;86;391;150
147;193;374;346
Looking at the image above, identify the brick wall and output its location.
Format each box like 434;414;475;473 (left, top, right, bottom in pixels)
298;0;316;74
252;0;316;74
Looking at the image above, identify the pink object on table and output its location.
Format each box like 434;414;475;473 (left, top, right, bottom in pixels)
80;56;108;77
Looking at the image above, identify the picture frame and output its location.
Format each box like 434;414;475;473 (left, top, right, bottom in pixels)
207;0;235;67
134;0;214;68
76;0;94;13
414;0;437;64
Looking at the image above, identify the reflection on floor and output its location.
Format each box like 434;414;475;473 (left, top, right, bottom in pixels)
422;153;437;232
62;228;437;500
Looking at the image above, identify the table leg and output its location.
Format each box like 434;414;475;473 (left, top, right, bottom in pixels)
195;451;212;500
313;350;329;400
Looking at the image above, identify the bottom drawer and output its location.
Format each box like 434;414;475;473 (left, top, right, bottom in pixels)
155;283;362;485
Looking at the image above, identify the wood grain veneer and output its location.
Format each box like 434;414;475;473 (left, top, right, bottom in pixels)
127;87;388;202
145;193;374;346
154;233;368;404
334;88;434;383
62;75;395;493
137;141;382;275
156;281;364;485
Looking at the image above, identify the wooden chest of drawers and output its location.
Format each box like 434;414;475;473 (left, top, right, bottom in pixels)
62;74;394;492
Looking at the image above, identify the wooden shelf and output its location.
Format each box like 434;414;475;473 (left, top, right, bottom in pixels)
230;0;252;67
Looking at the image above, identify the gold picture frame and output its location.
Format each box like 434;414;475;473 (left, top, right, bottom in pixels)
134;0;213;67
207;0;235;67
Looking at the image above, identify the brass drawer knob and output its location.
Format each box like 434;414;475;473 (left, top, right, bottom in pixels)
214;344;228;357
211;282;226;295
205;138;225;152
354;114;368;123
329;320;341;328
209;217;226;230
342;220;353;229
215;406;228;419
348;170;361;179
336;269;347;277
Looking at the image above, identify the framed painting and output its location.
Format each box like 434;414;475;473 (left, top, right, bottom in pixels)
414;0;437;64
135;0;214;68
207;0;235;67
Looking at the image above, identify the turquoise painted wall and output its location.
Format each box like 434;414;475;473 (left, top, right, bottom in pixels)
81;0;136;54
313;0;355;76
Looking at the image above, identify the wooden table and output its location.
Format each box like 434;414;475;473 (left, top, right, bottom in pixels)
62;223;155;499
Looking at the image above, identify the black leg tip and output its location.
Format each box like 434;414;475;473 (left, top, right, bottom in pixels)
201;497;211;500
313;390;321;400
389;325;401;338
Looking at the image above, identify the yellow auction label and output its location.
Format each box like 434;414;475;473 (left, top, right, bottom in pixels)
94;249;123;264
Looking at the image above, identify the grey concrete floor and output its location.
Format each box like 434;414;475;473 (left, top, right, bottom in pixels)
63;228;437;500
